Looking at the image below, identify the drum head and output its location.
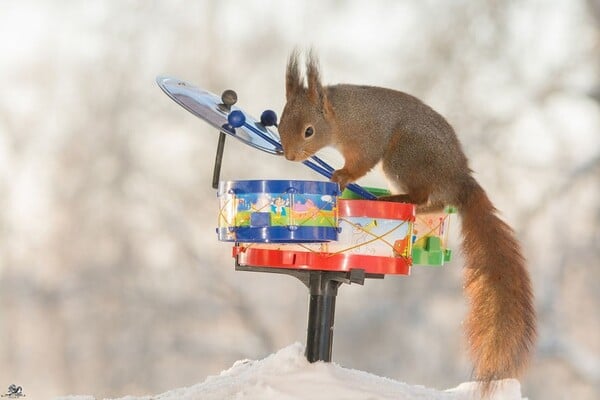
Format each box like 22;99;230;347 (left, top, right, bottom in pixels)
156;76;283;155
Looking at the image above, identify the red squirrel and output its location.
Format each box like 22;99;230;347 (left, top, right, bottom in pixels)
278;50;536;395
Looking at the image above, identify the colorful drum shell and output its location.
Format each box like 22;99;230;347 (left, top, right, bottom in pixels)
411;207;455;266
217;180;339;243
234;199;416;275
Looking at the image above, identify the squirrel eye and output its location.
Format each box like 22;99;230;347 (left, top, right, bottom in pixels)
304;126;314;138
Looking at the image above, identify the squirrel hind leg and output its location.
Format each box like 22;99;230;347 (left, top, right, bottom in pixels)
377;193;413;203
379;185;431;205
378;193;446;214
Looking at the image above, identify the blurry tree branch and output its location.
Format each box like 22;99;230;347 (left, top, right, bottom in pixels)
516;152;600;229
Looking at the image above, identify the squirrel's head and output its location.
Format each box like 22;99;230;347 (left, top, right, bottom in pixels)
278;50;336;162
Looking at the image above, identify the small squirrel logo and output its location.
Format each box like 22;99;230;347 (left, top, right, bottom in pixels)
2;385;25;398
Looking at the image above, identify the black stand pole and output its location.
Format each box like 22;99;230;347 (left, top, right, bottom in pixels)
235;263;380;363
212;132;227;189
305;273;342;362
212;89;237;189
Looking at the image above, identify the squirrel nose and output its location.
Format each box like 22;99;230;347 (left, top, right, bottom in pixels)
284;150;296;161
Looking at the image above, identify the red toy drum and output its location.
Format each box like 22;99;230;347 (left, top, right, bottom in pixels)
234;199;416;275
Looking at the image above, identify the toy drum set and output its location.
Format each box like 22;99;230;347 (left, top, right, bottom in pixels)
157;77;454;363
218;180;453;275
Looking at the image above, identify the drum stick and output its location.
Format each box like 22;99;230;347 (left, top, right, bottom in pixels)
309;155;335;173
237;118;376;200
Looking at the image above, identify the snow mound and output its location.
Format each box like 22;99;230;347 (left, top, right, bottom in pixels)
56;343;525;400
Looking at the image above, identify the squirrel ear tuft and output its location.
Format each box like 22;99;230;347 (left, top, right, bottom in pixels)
306;50;334;117
286;49;303;100
306;49;323;105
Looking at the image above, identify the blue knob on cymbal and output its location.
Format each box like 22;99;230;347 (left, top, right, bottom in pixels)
228;110;246;128
260;109;278;127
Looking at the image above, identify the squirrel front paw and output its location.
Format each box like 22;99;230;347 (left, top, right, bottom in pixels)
331;169;355;191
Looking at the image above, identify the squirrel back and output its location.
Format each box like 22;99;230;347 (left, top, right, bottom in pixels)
278;51;536;396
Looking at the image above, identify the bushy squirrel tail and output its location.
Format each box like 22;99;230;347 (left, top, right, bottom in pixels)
457;176;536;396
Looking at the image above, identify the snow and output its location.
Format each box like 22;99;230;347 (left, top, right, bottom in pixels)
56;343;526;400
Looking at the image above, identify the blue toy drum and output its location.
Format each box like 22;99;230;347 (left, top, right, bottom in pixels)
217;180;340;242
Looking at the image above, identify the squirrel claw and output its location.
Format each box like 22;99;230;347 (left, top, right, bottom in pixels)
331;169;354;191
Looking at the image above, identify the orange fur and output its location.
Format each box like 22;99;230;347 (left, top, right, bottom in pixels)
278;52;537;397
459;177;536;396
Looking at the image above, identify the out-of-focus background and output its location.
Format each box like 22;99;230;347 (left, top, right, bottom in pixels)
0;1;598;399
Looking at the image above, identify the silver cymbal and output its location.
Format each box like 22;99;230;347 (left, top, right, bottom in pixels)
156;76;283;155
